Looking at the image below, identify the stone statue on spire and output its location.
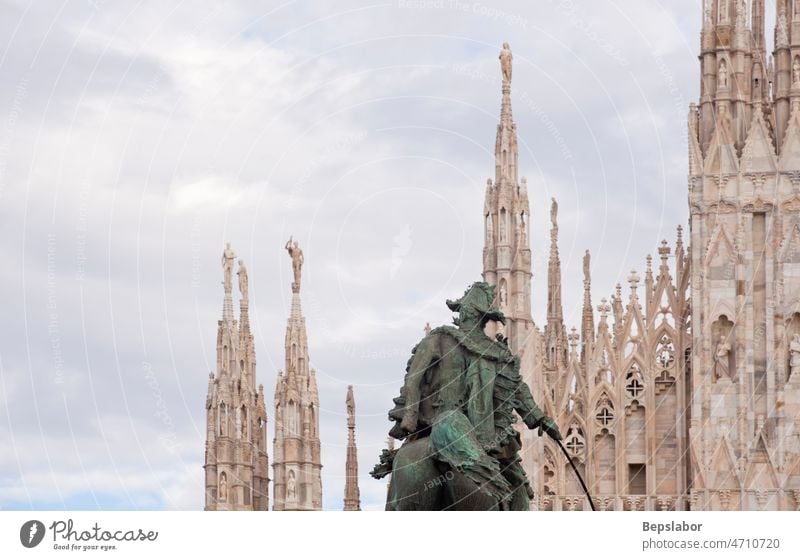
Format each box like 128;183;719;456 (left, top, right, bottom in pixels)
221;242;236;293
346;385;355;427
285;237;304;292
237;259;248;300
550;197;558;228
500;42;512;84
583;249;591;280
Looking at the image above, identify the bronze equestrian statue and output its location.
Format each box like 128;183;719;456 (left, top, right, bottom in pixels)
371;281;561;510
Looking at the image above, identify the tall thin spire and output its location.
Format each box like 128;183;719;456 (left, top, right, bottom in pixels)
238;259;255;389
343;385;361;511
273;237;323;511
581;250;594;361
495;42;518;185
545;198;566;370
482;42;532;353
205;245;268;511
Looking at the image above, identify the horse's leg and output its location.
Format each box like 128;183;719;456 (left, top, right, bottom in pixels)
386;438;442;511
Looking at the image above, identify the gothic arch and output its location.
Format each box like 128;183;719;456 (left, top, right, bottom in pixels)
623;360;645;397
593;392;616;434
542;444;558;500
563;419;587;462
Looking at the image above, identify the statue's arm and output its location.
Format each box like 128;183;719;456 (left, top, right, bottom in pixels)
514;380;546;430
400;336;437;433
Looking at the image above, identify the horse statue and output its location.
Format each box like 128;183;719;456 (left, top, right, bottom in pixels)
370;281;561;510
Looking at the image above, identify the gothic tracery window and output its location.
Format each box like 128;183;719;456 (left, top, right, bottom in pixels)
655;333;675;369
595;396;614;429
625;363;645;399
563;423;586;458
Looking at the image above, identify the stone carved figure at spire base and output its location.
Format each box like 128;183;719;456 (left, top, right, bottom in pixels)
719;60;728;89
790;334;800;378
714;336;731;380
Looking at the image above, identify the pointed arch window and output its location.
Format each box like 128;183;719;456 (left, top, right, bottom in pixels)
595;396;614;428
625;363;645;399
655;333;675;369
563;423;586;458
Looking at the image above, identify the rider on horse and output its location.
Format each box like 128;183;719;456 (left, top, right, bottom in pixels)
371;281;561;510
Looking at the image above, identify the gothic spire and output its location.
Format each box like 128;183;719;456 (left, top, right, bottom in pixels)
343;385;361;511
238;259;255;389
495;42;518;186
752;0;765;55
545;198;566;370
273;237;323;511
547;198;563;325
581;250;595;360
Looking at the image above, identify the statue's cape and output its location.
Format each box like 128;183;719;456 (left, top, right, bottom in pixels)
429;325;521;449
430;409;512;508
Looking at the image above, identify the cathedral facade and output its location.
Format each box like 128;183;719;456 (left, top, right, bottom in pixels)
487;1;800;511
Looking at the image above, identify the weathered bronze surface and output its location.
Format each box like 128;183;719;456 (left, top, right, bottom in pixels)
371;282;561;510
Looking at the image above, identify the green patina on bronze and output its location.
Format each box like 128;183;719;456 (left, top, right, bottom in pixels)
371;281;561;510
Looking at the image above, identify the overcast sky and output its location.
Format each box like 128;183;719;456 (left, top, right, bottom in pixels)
0;0;725;510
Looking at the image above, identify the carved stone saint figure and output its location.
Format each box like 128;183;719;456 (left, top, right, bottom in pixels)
346;385;355;423
714;335;731;379
287;470;297;500
499;42;512;83
790;334;800;378
793;58;800;85
235;406;242;438
221;243;236;292
551;197;558;227
219;472;227;502
583;249;591;280
719;60;728;89
237;259;248;300
285;237;304;290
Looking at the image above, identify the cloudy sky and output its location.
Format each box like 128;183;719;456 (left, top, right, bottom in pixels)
0;0;725;510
